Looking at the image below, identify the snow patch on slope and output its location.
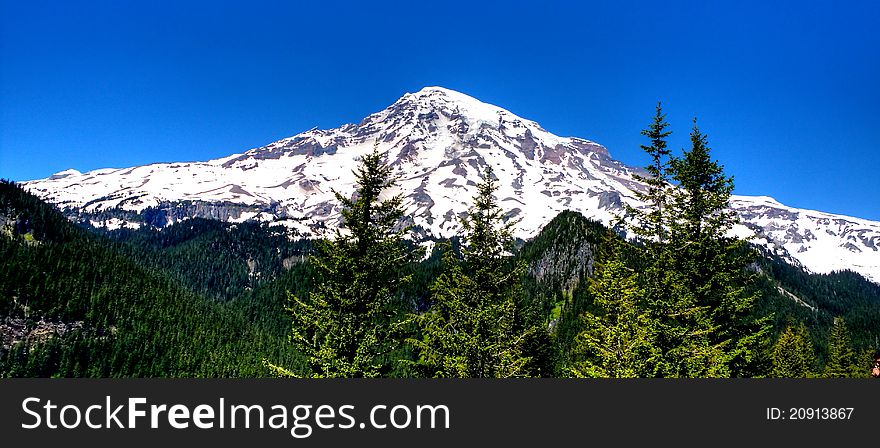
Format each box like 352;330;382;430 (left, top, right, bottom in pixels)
22;87;880;283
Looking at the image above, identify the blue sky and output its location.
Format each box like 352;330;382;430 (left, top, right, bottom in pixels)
1;0;878;220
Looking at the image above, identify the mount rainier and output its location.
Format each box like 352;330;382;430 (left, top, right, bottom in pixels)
22;86;880;283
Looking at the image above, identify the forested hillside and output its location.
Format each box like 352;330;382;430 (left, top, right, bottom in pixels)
103;218;312;301
0;180;304;376
3;106;879;378
3;177;879;378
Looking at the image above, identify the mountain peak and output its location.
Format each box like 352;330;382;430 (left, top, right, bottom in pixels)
410;86;489;105
48;169;82;180
409;86;480;101
20;88;880;284
413;85;461;95
393;86;519;126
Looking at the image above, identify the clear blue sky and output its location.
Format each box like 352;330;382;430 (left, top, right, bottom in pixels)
1;0;878;220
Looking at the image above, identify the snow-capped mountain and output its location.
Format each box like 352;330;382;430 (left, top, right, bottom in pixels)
22;87;880;283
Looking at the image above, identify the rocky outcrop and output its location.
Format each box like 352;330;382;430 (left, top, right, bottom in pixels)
1;318;85;350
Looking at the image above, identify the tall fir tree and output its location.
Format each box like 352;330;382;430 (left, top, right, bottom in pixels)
824;317;859;378
270;148;417;377
771;323;815;378
570;233;658;378
622;113;772;377
662;119;771;377
409;167;536;377
626;102;673;244
621;103;686;377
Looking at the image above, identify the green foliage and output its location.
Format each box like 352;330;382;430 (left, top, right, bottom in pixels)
823;317;861;378
4;98;880;380
626;102;673;244
616;111;773;378
771;323;815;378
278;149;419;377
517;211;612;374
662;121;771;377
0;180;304;377
105;218;312;301
756;251;880;358
410;167;541;377
409;248;527;377
570;235;658;378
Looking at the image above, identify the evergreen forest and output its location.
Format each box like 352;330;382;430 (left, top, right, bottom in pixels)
2;106;879;378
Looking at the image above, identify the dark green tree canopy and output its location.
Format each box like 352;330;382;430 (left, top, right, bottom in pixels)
771;323;815;378
275;149;418;378
409;166;538;378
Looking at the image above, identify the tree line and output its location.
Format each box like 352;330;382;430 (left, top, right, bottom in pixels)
2;104;877;378
267;105;877;378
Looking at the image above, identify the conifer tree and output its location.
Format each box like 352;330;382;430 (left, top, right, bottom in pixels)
771;323;814;378
410;167;535;377
627;102;672;244
663;119;771;377
620;116;772;377
570;234;658;378
824;317;859;378
621;103;689;377
272;148;416;377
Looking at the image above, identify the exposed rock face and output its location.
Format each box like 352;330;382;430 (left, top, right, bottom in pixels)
529;241;594;295
21;87;880;283
1;318;85;350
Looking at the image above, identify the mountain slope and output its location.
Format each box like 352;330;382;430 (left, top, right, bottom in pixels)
106;218;312;301
0;181;304;377
517;211;880;372
22;87;880;283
